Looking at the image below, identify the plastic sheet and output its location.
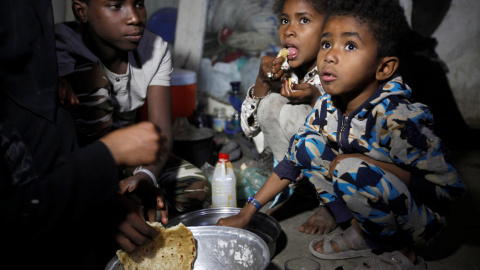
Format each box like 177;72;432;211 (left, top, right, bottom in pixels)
236;167;269;200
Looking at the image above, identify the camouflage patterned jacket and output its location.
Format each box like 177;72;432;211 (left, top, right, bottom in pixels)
273;75;466;220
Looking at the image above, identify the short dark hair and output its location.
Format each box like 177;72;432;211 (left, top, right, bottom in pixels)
273;0;328;16
324;0;410;59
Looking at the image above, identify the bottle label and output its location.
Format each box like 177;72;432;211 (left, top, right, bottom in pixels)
212;117;226;132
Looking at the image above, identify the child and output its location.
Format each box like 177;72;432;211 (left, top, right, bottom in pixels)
240;0;336;235
219;0;465;268
55;0;209;223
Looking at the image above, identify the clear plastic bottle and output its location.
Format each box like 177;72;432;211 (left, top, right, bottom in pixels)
212;107;227;133
211;153;237;207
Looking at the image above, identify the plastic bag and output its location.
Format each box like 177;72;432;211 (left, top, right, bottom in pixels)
236;167;269;200
198;58;242;103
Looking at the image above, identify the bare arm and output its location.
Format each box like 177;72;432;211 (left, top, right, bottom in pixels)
116;85;172;224
146;85;173;172
216;172;290;228
125;85;172;178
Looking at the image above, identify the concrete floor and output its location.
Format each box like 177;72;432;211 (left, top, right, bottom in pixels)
237;146;480;270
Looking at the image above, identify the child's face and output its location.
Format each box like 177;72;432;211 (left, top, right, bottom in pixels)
317;15;380;99
83;0;147;52
278;0;325;70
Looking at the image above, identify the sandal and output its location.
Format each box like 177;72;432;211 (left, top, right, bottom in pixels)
309;226;372;259
355;251;426;270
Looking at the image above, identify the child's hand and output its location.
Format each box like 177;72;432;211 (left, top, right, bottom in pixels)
58;77;79;109
281;82;322;107
216;213;251;229
259;55;288;81
100;121;167;167
119;174;168;224
252;55;289;98
267;55;288;81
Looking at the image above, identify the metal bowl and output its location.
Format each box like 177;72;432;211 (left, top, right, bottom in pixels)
167;207;281;258
105;226;270;270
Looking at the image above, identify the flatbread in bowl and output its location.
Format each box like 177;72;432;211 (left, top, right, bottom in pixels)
116;222;196;270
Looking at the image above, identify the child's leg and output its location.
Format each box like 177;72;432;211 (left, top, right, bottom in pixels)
157;154;210;217
258;93;324;228
64;64;113;145
266;176;320;222
333;157;445;248
269;124;338;234
257;92;312;162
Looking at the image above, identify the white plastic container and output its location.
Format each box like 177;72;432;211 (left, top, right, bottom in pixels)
211;153;237;207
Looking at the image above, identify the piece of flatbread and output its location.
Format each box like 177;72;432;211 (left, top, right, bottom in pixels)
277;48;289;60
116;222;196;270
277;48;290;70
285;73;299;92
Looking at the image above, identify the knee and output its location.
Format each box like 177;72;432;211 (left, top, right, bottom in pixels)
331;157;372;191
278;104;312;138
332;157;386;199
257;93;288;124
333;157;376;181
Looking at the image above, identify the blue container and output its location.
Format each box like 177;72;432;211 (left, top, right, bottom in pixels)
147;7;177;43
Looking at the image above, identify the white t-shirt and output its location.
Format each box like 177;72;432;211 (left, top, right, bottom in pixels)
55;23;173;127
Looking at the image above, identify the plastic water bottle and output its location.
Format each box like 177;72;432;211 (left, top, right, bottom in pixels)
211;153;237;207
212;108;227;133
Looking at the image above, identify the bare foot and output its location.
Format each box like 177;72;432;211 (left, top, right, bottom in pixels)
398;246;417;264
299;206;337;235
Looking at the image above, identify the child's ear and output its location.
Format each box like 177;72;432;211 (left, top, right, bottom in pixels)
376;56;399;81
72;1;88;23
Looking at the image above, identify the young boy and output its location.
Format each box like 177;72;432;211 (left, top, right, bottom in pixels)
55;0;209;223
218;0;465;268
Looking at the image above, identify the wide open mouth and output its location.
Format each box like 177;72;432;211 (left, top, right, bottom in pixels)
286;45;298;60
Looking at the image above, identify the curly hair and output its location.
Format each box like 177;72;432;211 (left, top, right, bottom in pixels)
324;0;410;59
273;0;328;16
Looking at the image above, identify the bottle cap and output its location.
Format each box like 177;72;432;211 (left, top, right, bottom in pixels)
230;81;241;94
219;153;229;161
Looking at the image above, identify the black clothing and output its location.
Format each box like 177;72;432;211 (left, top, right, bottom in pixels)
0;0;58;122
1;1;120;268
